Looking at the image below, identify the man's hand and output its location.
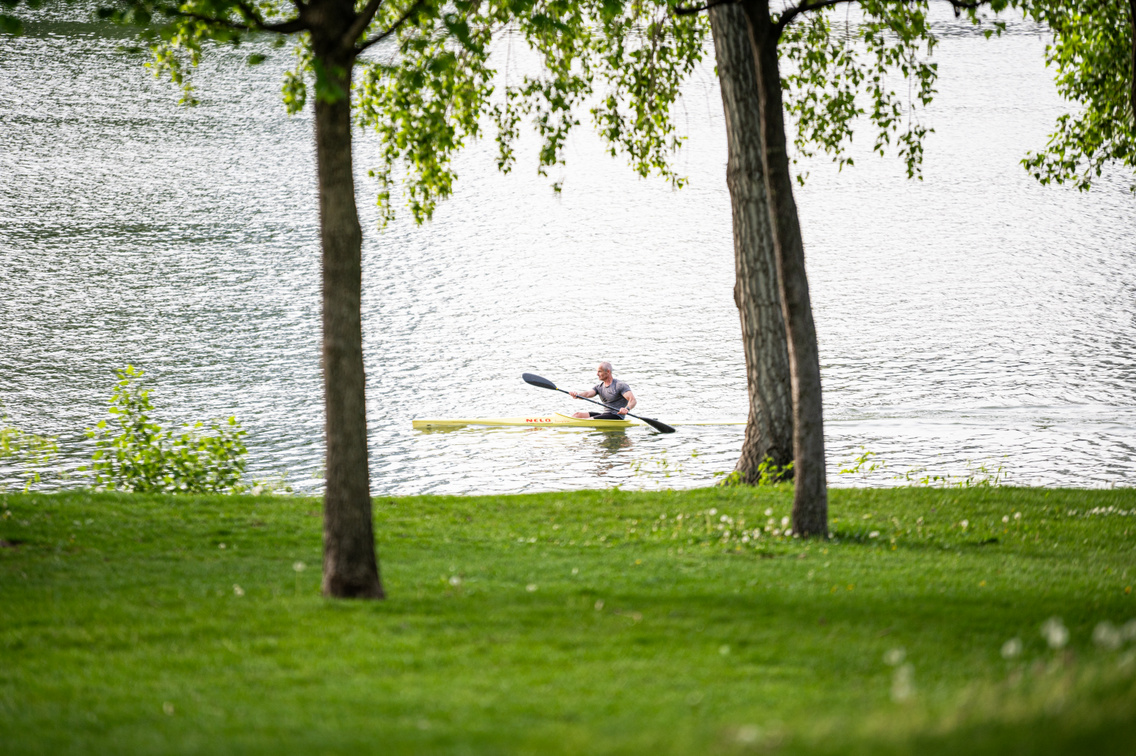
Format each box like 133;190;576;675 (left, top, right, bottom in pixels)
569;391;578;399
618;407;629;415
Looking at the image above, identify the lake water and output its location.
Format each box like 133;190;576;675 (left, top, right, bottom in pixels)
2;8;1134;495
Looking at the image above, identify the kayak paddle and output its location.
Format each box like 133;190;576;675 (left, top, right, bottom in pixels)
522;373;676;434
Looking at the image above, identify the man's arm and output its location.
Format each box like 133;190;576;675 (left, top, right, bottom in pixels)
620;389;637;415
569;388;597;399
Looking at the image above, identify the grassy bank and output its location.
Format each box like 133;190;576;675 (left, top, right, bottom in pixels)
1;486;1135;755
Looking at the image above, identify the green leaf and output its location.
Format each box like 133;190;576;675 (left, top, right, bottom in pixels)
0;14;22;35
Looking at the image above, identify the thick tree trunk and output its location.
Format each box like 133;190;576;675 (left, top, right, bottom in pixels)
312;40;384;598
709;4;794;483
740;1;828;536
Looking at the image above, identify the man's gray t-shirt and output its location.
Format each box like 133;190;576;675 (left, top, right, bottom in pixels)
594;379;631;410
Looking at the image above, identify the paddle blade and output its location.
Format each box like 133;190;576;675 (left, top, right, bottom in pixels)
522;373;558;391
639;416;676;434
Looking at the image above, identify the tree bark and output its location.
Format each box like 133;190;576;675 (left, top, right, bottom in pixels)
1129;0;1135;128
709;4;794;483
739;0;828;536
312;6;385;598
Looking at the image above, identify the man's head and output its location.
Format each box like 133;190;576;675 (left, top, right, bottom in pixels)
597;362;613;382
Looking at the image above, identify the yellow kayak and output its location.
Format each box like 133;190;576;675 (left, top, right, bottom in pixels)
412;413;634;430
412;414;746;430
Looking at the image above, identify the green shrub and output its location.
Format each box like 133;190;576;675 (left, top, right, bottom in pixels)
82;366;248;494
0;408;59;491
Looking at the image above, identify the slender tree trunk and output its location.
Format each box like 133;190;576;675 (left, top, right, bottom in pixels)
709;4;793;483
739;1;828;536
1129;0;1135;127
312;36;384;597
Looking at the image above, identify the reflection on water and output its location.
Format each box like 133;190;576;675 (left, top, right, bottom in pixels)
2;9;1134;494
593;431;635;480
595;431;634;456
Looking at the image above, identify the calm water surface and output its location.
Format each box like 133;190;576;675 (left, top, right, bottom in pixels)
2;9;1134;494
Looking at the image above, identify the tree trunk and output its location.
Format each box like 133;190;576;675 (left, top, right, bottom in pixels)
1129;0;1135;127
709;4;794;484
312;38;385;598
740;1;828;536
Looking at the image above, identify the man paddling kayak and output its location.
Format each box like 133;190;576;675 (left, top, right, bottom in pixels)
569;362;636;421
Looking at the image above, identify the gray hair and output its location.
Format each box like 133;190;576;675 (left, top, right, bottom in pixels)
599;361;613;373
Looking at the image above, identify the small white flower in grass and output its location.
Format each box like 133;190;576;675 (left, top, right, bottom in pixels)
764;508;773;516
891;663;915;702
735;725;761;745
883;647;906;666
1042;617;1069;650
781;516;790;528
219;543;226;550
1002;515;1010;523
709;508;718;516
1093;621;1123;650
162;702;175;716
785;529;792;537
448;575;462;587
719;644;731;656
960;520;969;530
525;583;538;592
1014;512;1022;520
571;567;579;575
293;561;305;573
233;584;244;597
1001;638;1022;659
869;531;880;539
594;599;604;611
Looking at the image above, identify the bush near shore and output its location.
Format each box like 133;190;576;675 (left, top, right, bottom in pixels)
1;486;1135;755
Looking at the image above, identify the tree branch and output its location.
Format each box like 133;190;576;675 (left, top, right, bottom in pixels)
234;0;267;26
356;0;429;53
161;3;307;34
674;0;736;16
163;8;254;31
235;0;308;33
343;0;386;48
776;0;856;31
944;0;986;16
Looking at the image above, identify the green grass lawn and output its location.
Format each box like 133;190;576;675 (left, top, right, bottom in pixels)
1;486;1134;755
